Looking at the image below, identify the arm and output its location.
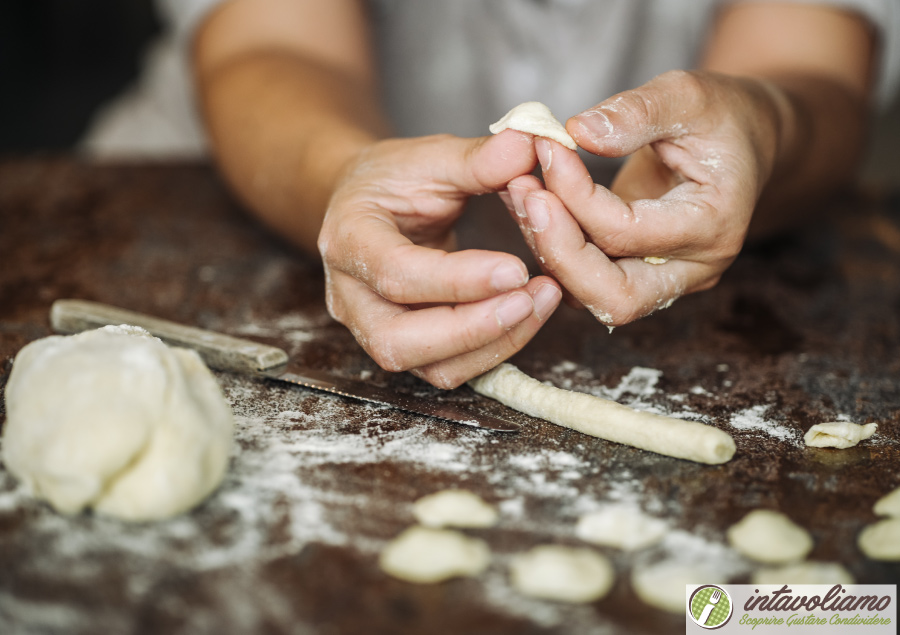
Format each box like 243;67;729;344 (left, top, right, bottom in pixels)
194;0;561;387
504;2;876;325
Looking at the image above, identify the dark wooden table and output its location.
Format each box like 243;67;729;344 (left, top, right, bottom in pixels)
1;158;898;634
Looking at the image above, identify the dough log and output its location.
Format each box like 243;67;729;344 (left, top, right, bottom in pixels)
469;364;735;465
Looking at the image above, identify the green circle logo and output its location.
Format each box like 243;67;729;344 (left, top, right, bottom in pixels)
689;585;733;629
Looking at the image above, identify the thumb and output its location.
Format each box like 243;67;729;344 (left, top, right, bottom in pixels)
567;70;707;157
435;129;539;195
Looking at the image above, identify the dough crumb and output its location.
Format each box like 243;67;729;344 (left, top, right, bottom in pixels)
412;489;499;528
751;561;854;585
509;545;614;603
804;421;877;449
726;510;813;564
379;526;490;583
489;102;578;151
643;256;669;265
575;506;667;551
632;561;723;613
873;485;900;517
857;518;900;561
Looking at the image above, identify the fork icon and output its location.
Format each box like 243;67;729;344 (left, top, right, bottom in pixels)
697;589;722;625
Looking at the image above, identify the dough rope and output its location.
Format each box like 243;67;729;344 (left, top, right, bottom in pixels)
469;363;735;465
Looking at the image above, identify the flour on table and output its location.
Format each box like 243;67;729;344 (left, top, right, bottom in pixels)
2;326;233;522
803;421;878;449
379;526;490;583
489;102;578;151
509;545;614;603
412;489;499;528
729;404;799;444
726;510;813;564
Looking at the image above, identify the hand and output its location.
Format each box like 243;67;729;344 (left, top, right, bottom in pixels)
318;132;563;388
504;70;782;326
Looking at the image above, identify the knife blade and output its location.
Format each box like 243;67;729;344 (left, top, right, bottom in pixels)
50;299;519;432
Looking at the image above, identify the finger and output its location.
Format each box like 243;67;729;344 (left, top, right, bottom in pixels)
520;188;719;326
566;70;710;157
332;271;554;372
322;211;530;304
434;129;539;194
534;138;728;259
505;177;582;307
411;278;563;389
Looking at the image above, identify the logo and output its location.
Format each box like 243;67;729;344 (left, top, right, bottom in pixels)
689;585;734;629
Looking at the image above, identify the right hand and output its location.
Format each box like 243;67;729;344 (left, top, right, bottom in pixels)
318;131;563;389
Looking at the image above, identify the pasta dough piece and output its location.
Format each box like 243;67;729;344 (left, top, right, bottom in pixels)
751;562;854;585
873;486;900;517
643;257;669;265
858;518;900;561
575;506;667;551
509;545;614;603
379;526;490;583
468;363;735;465
412;489;498;528
726;510;813;564
2;326;233;521
489;102;578;150
632;562;722;613
803;421;877;449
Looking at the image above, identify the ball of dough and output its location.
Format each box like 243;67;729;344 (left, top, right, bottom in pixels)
2;326;233;521
379;526;490;583
750;561;854;585
726;510;813;564
575;506;667;551
509;545;614;603
873;485;900;517
858;518;900;561
412;489;499;528
632;561;723;613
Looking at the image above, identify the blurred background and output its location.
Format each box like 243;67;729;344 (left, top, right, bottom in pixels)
0;0;897;187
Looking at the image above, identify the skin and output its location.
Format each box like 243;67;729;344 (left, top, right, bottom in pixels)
195;0;875;387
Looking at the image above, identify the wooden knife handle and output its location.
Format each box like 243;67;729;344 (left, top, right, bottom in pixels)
50;299;289;372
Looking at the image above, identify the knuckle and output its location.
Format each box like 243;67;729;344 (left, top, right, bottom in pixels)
366;334;409;373
417;366;465;390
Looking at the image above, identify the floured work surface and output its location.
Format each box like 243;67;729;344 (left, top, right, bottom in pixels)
1;159;899;635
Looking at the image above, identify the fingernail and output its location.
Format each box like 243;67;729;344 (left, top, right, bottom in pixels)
491;261;528;292
496;292;534;329
524;196;549;232
572;111;613;145
535;138;552;171
533;284;562;321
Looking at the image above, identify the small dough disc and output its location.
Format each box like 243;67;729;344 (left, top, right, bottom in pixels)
575;506;667;551
489;101;578;150
379;526;490;583
632;561;722;613
751;561;854;585
858;518;900;561
873;486;900;517
509;545;614;603
2;326;233;521
412;489;499;528
726;510;813;564
804;421;877;449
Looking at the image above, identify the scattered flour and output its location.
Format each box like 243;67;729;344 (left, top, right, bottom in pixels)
728;404;800;444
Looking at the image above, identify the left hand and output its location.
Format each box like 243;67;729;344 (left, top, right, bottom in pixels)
503;70;784;326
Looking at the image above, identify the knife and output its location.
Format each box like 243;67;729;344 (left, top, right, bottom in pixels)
49;299;519;433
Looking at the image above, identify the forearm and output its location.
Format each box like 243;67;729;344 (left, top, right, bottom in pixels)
746;73;869;238
195;50;389;253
